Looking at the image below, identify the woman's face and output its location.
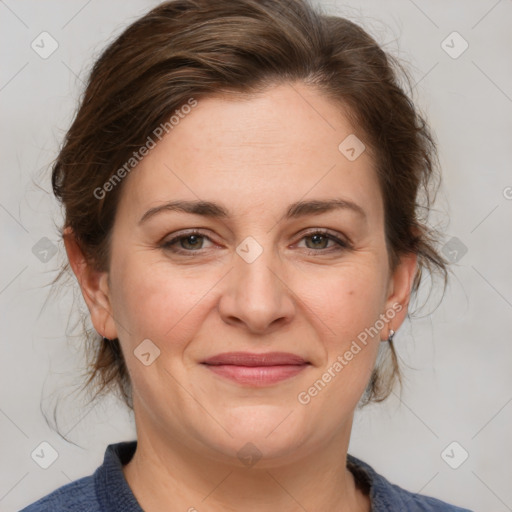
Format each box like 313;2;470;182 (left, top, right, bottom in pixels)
81;83;415;465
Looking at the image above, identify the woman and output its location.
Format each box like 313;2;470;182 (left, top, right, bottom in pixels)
21;0;473;510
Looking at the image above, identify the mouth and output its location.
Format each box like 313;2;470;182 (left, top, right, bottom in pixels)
201;352;311;386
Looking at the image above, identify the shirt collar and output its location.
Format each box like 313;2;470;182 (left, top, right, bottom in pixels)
94;440;419;511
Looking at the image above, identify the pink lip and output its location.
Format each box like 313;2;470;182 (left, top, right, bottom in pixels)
201;352;310;386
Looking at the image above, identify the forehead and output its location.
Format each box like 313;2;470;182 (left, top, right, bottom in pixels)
117;83;383;225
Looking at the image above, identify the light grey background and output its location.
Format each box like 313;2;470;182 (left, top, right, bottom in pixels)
1;1;511;511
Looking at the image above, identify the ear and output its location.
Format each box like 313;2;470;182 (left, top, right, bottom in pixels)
382;251;418;340
63;227;118;340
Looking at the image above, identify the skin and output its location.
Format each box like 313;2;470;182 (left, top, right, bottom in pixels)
65;82;417;512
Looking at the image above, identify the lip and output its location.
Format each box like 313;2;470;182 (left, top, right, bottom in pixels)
201;351;310;386
202;351;308;366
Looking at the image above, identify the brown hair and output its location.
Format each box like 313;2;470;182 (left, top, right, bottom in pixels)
50;0;449;412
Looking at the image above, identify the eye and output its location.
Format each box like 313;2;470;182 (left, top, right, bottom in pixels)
160;228;351;257
296;229;350;254
161;230;214;254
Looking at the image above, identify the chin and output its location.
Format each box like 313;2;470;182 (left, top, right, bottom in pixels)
193;405;314;467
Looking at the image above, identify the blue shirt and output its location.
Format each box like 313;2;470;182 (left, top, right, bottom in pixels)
20;440;473;511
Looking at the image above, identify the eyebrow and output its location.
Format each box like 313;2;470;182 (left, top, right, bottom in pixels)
138;198;367;225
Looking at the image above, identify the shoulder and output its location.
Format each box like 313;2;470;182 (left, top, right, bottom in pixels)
347;454;474;512
19;440;139;512
381;479;474;512
19;475;99;512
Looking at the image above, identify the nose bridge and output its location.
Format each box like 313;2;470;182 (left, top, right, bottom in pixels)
235;242;280;295
218;232;295;332
233;233;283;300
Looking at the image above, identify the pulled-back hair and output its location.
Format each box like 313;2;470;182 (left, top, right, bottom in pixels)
51;0;448;411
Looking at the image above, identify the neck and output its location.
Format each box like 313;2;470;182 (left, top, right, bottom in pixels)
122;411;370;512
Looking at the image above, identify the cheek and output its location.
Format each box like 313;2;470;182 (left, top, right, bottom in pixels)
302;261;387;343
294;273;384;414
109;253;212;347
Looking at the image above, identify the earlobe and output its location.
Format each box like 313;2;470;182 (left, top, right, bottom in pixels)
383;251;418;338
63;227;118;340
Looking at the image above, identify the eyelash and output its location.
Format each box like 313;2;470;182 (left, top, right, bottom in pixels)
160;229;351;256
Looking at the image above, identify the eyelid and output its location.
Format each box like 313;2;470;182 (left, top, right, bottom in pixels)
293;228;351;251
161;229;217;250
161;227;352;254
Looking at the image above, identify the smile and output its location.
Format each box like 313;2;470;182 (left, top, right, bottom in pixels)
201;352;311;386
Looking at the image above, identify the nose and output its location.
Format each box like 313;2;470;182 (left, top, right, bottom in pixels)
217;245;296;335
